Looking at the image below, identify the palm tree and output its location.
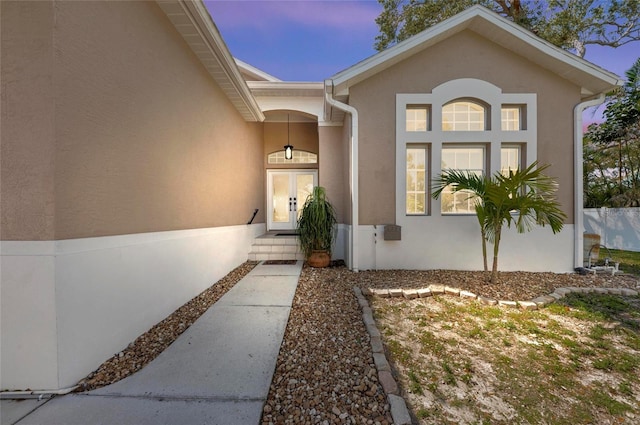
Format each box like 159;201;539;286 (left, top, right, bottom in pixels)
431;170;491;272
433;162;567;283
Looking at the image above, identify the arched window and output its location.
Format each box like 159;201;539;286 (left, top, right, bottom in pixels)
442;101;486;131
268;150;317;164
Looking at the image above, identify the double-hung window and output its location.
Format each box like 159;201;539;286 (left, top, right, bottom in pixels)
406;146;428;214
397;80;536;220
441;146;485;214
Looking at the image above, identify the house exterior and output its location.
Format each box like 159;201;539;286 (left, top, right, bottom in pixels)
0;1;620;391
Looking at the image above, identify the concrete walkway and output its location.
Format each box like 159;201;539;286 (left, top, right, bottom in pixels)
4;261;302;425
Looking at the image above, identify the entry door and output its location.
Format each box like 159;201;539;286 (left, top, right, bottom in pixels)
267;170;318;230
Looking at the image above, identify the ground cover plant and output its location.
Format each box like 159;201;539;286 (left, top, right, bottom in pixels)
371;292;640;424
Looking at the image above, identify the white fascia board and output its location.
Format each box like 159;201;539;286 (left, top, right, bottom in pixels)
235;58;282;82
158;1;265;122
247;81;324;97
331;5;622;97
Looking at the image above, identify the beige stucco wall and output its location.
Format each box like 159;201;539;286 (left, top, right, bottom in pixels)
318;126;345;222
1;1;265;240
1;1;56;240
349;30;580;225
264;121;318;169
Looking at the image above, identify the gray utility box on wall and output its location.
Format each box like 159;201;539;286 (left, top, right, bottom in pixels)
384;224;401;241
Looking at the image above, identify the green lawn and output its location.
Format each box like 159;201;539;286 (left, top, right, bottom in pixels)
607;249;640;276
373;292;640;424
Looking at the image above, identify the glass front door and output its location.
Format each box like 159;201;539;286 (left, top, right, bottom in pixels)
267;170;318;230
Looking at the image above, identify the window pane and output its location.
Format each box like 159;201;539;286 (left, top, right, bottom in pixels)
406;147;427;214
501;107;520;131
501;146;520;175
406;107;428;132
268;150;318;164
441;146;484;214
442;101;486;131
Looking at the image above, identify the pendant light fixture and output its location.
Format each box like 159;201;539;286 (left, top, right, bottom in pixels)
284;113;293;160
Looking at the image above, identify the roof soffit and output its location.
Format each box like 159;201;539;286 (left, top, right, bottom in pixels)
330;5;622;98
156;0;264;122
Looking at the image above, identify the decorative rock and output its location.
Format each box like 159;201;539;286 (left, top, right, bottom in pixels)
593;288;609;294
417;288;432;298
498;300;518;308
402;289;419;299
460;290;477;299
621;288;638;296
353;287;363;297
607;288;622;295
372;288;390;298
361;287;373;296
388;289;403;298
378;370;399;394
444;286;460;296
373;352;391;372
366;323;381;338
531;295;555;307
362;306;373;316
370;336;384;353
549;292;564;300
478;296;498;306
363;313;376;326
518;301;538;311
429;285;445;294
388;394;412;425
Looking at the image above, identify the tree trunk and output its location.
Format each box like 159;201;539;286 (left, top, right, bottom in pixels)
481;229;488;272
490;226;502;284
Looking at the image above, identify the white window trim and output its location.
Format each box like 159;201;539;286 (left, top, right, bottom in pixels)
396;78;537;222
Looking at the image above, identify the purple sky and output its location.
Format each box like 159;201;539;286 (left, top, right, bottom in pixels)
205;0;638;123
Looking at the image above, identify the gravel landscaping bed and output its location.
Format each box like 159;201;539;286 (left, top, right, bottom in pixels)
76;261;258;392
261;265;394;425
75;260;638;424
261;266;638;424
349;269;639;302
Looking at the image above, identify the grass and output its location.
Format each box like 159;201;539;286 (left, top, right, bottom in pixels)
607;248;640;276
372;292;640;424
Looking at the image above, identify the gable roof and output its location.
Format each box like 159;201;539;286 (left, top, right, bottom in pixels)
235;59;282;82
329;5;622;100
156;0;264;122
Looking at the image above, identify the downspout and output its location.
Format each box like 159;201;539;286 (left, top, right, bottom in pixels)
324;80;359;272
574;94;606;269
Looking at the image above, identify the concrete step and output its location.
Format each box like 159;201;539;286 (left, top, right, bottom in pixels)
248;234;304;261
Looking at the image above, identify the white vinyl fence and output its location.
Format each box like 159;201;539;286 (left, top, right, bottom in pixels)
584;208;640;252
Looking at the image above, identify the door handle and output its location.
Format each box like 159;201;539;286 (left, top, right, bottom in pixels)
293;197;297;211
289;197;293;211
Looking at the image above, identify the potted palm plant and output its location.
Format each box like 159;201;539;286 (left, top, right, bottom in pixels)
296;186;337;267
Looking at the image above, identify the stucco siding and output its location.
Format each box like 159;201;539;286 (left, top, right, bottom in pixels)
350;30;581;225
1;1;56;240
318;126;345;222
264;122;318;169
51;1;264;239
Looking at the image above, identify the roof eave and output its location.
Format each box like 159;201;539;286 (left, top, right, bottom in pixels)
156;0;264;122
330;5;623;98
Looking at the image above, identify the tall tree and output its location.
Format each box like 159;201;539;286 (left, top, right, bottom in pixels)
432;162;567;283
585;58;640;207
375;0;640;57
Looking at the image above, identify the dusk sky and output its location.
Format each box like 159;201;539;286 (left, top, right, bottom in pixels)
205;0;639;122
205;1;638;81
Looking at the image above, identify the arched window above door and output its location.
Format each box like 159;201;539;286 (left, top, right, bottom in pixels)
268;150;317;164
